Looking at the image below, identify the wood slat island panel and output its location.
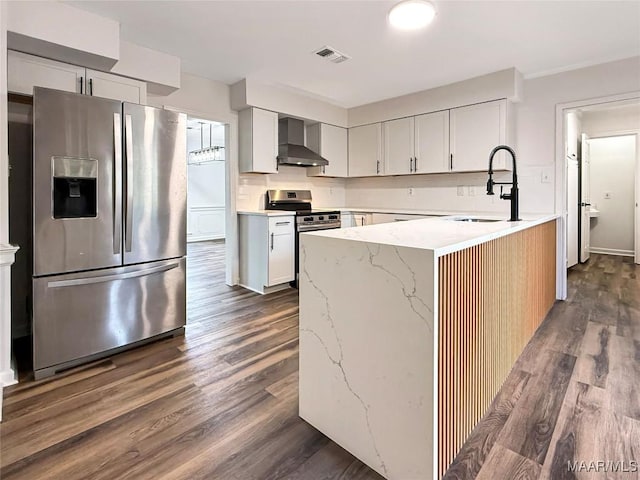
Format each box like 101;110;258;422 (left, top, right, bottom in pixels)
438;220;557;476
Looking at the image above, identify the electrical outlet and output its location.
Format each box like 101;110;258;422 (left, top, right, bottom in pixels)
541;168;553;183
408;187;415;196
468;186;476;196
457;186;465;196
604;192;612;199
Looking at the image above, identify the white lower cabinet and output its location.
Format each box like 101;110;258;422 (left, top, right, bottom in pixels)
239;214;295;294
341;212;372;227
370;213;436;224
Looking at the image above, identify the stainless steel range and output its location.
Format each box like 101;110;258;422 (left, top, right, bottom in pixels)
265;190;340;285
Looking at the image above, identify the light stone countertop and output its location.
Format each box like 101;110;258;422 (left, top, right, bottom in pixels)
302;213;559;256
236;210;295;217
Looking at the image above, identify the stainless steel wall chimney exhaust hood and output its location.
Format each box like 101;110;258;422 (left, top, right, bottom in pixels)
277;117;329;167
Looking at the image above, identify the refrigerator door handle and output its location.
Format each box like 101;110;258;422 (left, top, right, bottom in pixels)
47;261;181;289
124;114;134;252
113;113;122;255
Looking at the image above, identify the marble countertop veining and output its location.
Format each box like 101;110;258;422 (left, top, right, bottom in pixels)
302;214;559;256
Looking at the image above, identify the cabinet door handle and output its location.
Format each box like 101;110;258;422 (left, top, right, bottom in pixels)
414;156;418;172
79;76;84;94
450;153;453;170
409;157;413;172
270;232;274;251
275;221;290;226
89;78;93;96
323;165;326;174
376;160;380;174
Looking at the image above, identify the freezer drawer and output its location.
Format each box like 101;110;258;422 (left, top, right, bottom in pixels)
33;257;186;376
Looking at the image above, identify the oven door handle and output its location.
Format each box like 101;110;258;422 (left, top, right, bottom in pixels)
297;223;342;232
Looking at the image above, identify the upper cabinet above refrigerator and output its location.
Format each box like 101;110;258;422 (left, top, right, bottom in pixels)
8;51;147;104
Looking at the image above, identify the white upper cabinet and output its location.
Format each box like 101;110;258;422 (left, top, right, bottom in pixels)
449;99;509;172
239;108;279;174
306;123;348;177
85;69;146;104
8;51;83;95
8;51;147;104
414;110;450;174
383;117;414;175
382;111;450;175
348;123;383;177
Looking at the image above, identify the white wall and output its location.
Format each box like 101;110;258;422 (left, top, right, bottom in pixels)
588;136;636;255
345;57;640;216
348;68;522;127
7;0;119;70
237;167;346;211
232;78;348;127
582;103;640;135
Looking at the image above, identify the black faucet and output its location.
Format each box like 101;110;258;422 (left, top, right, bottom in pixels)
486;145;520;221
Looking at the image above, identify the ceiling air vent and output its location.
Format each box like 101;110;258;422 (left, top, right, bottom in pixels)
313;45;351;64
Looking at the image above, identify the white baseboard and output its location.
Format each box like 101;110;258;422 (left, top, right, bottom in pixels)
0;367;17;387
589;247;634;257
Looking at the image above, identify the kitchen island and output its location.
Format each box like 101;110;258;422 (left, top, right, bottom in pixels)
298;215;558;480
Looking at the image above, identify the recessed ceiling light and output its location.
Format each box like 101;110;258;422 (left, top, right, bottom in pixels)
388;0;437;31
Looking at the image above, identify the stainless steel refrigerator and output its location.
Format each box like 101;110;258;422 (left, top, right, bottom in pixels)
32;87;187;379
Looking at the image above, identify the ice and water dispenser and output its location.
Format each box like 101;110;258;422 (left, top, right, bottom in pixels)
52;156;98;219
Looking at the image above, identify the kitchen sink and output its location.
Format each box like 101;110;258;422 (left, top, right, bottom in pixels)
449;217;503;223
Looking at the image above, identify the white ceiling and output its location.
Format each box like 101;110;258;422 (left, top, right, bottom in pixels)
67;0;640;108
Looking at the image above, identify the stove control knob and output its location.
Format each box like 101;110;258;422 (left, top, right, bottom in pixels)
304;217;313;221
318;216;325;220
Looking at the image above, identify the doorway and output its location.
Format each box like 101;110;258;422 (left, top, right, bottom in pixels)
564;101;640;268
186;118;226;243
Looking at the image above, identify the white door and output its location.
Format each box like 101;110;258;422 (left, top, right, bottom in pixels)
579;133;591;263
450;100;506;172
414;110;450;173
268;232;294;286
567;158;579;267
86;69;147;104
383;117;414;175
8;51;83;95
319;124;348;177
348;124;382;176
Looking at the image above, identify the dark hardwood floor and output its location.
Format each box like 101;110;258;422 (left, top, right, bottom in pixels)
1;241;383;480
1;246;638;479
445;254;640;480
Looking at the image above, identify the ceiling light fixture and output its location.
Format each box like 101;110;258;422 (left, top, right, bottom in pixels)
388;0;436;31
